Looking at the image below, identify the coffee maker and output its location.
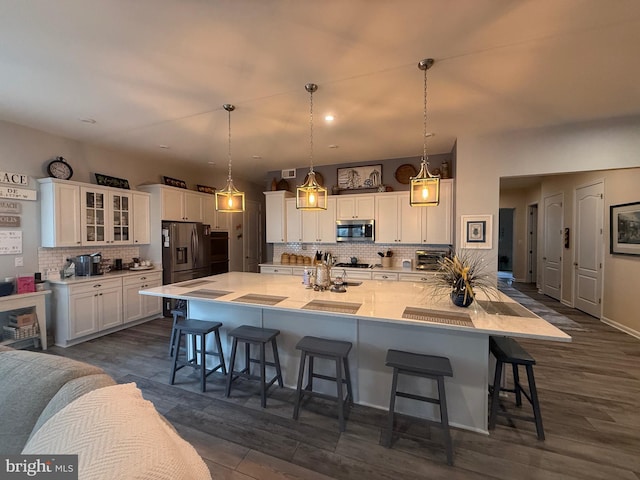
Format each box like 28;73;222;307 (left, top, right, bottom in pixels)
73;253;102;276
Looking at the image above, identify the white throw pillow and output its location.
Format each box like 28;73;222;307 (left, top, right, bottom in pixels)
23;383;211;480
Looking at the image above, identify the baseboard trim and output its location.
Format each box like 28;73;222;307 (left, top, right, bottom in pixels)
601;316;640;340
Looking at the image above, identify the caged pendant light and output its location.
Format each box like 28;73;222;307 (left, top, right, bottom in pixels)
410;58;440;207
296;83;327;210
216;104;245;213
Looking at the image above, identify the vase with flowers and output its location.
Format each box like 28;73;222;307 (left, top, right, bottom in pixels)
433;250;497;308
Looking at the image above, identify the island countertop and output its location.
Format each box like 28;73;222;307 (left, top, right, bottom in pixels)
139;271;570;343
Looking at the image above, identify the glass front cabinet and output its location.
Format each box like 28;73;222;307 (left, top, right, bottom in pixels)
81;187;131;245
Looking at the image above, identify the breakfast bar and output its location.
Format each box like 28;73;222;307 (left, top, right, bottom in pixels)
139;271;570;433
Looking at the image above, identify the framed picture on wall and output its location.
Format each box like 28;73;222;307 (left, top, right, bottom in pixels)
337;164;382;190
461;214;493;249
610;201;640;255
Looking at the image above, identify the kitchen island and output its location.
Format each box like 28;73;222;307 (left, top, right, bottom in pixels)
139;272;570;433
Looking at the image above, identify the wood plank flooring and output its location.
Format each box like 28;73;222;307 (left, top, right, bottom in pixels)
45;283;640;479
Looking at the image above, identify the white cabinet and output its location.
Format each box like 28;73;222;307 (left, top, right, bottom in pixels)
80;187;133;246
398;272;435;282
375;193;421;244
265;191;293;243
53;277;124;345
39;178;150;248
132;192;151;244
203;195;230;231
372;272;398;281
421;179;453;245
302;197;336;243
39;180;81;247
336;195;375;220
123;272;162;323
260;266;293;275
158;185;204;222
286;198;303;243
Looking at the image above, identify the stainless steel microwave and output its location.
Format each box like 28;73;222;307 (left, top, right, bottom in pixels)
336;219;374;242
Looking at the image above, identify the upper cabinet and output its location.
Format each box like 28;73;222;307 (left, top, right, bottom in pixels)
336;195;375;220
156;185;203;222
264;191;293;243
285;198;303;243
39;178;151;247
203;195;230;232
301;197;336;243
132;192;151;245
422;179;453;245
375;193;421;244
39;179;82;247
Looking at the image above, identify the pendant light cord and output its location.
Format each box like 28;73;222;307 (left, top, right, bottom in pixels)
227;107;233;181
309;88;314;173
423;62;428;164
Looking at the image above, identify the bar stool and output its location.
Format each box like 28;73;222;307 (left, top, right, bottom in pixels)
382;349;454;466
169;318;226;392
292;336;353;432
168;304;187;357
488;336;544;440
225;325;283;408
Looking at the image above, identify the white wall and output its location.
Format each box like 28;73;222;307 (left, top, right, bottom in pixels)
0;120;263;282
457;115;640;334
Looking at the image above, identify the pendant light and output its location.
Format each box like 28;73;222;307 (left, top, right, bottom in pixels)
216;104;245;212
296;83;328;210
410;58;440;207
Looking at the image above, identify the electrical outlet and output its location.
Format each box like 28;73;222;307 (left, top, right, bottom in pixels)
15;256;24;267
62;254;68;265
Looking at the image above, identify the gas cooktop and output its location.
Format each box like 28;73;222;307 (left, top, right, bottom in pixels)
334;263;371;269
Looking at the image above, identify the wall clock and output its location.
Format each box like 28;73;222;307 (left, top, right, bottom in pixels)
47;156;73;180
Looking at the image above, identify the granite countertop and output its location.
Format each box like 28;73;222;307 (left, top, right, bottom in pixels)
47;267;162;285
140;271;571;343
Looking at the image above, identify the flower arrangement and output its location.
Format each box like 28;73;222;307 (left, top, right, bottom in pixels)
433;250;498;307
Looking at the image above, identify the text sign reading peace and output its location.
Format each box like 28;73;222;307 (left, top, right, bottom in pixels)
0;171;29;186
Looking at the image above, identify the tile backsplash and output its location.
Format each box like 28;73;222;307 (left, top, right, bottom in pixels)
38;246;141;278
272;243;442;267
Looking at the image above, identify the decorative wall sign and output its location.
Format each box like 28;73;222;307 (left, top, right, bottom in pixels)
461;214;493;249
610;201;640;255
0;171;28;186
337;164;382;190
95;173;130;189
0;215;20;227
0;200;21;213
163;176;187;189
197;185;216;194
0;186;37;201
0;230;22;254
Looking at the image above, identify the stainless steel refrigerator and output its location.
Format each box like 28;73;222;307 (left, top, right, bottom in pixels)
162;221;211;315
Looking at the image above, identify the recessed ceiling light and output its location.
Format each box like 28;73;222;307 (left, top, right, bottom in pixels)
328;144;339;149
207;161;216;165
325;115;335;122
79;117;96;124
158;144;170;149
252;155;262;159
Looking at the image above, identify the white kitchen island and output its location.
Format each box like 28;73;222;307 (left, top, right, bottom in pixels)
139;272;570;434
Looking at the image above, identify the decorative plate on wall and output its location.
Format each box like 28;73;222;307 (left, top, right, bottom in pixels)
394;164;417;184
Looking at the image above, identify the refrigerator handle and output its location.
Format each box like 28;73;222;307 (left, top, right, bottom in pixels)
192;226;199;266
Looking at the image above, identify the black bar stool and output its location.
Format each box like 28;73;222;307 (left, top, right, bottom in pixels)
292;336;353;432
168;305;187;357
169;318;226;392
225;325;283;408
489;336;544;440
382;349;454;466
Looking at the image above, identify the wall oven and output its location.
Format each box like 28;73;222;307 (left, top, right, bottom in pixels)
415;247;452;271
336;219;374;243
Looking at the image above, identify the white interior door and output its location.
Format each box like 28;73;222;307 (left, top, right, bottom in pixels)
244;200;261;272
574;181;603;318
543;193;563;300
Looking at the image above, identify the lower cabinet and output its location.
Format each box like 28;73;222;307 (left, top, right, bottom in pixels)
51;272;162;347
123;272;162;323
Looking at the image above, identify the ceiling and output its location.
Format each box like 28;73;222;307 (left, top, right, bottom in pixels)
1;1;639;183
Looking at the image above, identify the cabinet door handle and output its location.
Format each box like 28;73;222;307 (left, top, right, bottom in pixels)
141;276;146;280
93;284;102;288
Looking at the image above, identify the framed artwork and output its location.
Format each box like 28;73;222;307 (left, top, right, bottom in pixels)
610;201;640;255
197;184;216;194
163;176;187;189
337;164;382;190
94;173;130;189
461;214;492;249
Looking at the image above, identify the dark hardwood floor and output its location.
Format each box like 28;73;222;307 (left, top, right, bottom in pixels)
45;283;640;480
